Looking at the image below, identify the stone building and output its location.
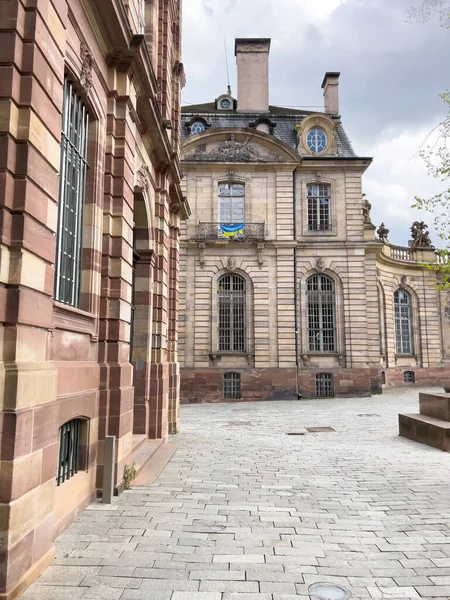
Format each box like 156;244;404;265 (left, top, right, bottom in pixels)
0;0;188;597
179;37;450;403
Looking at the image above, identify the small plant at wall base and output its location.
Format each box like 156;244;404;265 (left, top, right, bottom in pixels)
123;462;137;490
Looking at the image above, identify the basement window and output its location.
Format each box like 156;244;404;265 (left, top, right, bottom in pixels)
316;373;334;398
57;419;85;486
224;372;241;399
381;371;386;385
404;371;415;384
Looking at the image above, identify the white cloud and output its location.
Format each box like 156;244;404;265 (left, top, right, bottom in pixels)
360;122;445;246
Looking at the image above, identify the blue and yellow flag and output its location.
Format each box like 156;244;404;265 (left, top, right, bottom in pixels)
219;224;244;237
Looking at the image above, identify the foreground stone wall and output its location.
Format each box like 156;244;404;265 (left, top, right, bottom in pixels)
0;0;187;597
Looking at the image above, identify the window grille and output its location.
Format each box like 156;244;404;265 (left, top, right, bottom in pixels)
307;184;331;231
54;78;89;307
404;371;415;383
316;373;334;397
381;371;386;385
129;230;140;363
219;183;245;224
218;274;246;352
57;419;82;485
394;290;412;355
224;372;241;399
307;275;336;353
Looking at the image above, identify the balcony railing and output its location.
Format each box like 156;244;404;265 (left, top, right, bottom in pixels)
197;222;265;242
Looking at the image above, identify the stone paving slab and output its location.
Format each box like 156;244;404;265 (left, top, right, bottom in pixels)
23;387;450;599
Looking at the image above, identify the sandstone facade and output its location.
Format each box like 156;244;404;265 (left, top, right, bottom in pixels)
0;0;188;597
179;38;450;403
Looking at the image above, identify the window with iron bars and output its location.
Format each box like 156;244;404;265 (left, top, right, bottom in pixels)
316;373;334;397
54;78;89;307
307;184;331;231
224;372;241;399
394;289;413;355
218;274;246;353
57;419;83;486
306;275;336;353
404;370;415;383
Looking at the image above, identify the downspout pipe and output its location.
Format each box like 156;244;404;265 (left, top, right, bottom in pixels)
293;166;302;399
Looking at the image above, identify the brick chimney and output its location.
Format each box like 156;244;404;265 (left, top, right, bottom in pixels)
321;72;340;115
235;38;271;112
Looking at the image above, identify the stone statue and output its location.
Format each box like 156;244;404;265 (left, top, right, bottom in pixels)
227;256;236;271
410;221;432;248
376;223;389;243
362;194;372;225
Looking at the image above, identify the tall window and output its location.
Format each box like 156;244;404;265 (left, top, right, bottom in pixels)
307;184;331;231
394;289;413;354
307;275;336;353
218;274;246;352
219;183;245;224
224;372;241;399
54;78;89;306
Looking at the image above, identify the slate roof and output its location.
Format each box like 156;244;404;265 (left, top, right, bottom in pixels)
181;103;357;158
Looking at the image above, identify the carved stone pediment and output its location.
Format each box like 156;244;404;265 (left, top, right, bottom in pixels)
183;134;283;163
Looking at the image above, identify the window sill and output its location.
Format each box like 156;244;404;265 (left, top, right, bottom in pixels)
52;301;98;341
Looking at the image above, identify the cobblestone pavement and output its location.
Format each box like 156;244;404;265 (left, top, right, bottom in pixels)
24;388;450;600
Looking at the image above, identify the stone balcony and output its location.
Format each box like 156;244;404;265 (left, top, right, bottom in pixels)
196;222;265;242
381;243;437;264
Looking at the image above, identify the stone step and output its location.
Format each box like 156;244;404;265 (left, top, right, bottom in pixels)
419;392;450;421
130;439;165;476
399;412;450;452
132;442;177;486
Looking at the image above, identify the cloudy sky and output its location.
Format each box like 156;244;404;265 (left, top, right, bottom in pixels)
181;0;449;246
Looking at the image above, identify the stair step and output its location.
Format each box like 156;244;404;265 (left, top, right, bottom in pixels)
131;439;164;476
399;413;450;452
133;443;177;486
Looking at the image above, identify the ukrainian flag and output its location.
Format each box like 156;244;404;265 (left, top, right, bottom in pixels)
220;224;244;237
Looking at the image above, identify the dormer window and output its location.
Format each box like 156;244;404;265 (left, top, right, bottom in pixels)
306;127;327;153
216;93;235;111
191;121;206;135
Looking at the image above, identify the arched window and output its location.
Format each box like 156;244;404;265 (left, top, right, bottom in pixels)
57;418;86;485
394;289;412;355
218;274;246;352
404;370;415;384
306;275;336;353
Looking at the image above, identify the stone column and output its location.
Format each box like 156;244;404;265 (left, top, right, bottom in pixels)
0;0;67;595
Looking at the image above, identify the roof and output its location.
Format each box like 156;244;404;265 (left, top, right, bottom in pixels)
181;103;357;158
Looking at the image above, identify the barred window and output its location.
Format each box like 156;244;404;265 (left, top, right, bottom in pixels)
381;371;386;385
307;275;336;353
57;419;83;486
307;184;331;231
219;183;245;224
218;274;246;353
224;372;241;399
404;370;415;383
394;290;412;355
316;373;334;397
54;78;89;306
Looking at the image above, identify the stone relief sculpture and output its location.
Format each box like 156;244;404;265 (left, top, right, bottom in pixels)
80;43;94;95
362;194;372;225
316;257;325;272
185;134;282;163
410;221;432;248
227;256;236;271
257;243;264;268
376;223;389;243
136;164;151;191
198;242;206;268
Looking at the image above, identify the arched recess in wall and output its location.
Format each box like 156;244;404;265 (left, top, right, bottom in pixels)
210;267;255;359
131;166;155;437
299;268;345;361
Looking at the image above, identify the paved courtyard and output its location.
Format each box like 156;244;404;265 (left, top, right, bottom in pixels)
24;388;450;600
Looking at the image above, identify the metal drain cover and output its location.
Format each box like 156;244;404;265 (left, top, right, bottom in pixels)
309;582;351;600
306;426;335;433
357;413;380;417
286;432;305;436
